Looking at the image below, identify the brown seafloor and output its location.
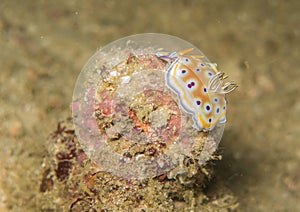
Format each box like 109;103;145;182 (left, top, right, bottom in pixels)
1;0;300;211
38;118;238;211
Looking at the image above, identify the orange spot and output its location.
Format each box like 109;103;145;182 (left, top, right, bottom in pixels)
178;48;194;55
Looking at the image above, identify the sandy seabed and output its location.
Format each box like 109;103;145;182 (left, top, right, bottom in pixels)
0;0;299;211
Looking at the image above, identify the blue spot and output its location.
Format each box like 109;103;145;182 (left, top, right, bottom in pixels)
223;106;226;110
196;68;201;72
208;118;212;123
203;87;207;93
207;72;213;77
185;58;189;62
200;63;205;67
205;104;211;112
214;97;218;103
216;107;220;113
196;100;201;105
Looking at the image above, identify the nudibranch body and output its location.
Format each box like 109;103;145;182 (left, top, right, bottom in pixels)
158;48;237;131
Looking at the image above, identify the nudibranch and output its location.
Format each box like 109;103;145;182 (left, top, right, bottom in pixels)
157;48;237;131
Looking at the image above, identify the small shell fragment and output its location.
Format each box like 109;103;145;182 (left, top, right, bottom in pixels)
121;75;131;84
